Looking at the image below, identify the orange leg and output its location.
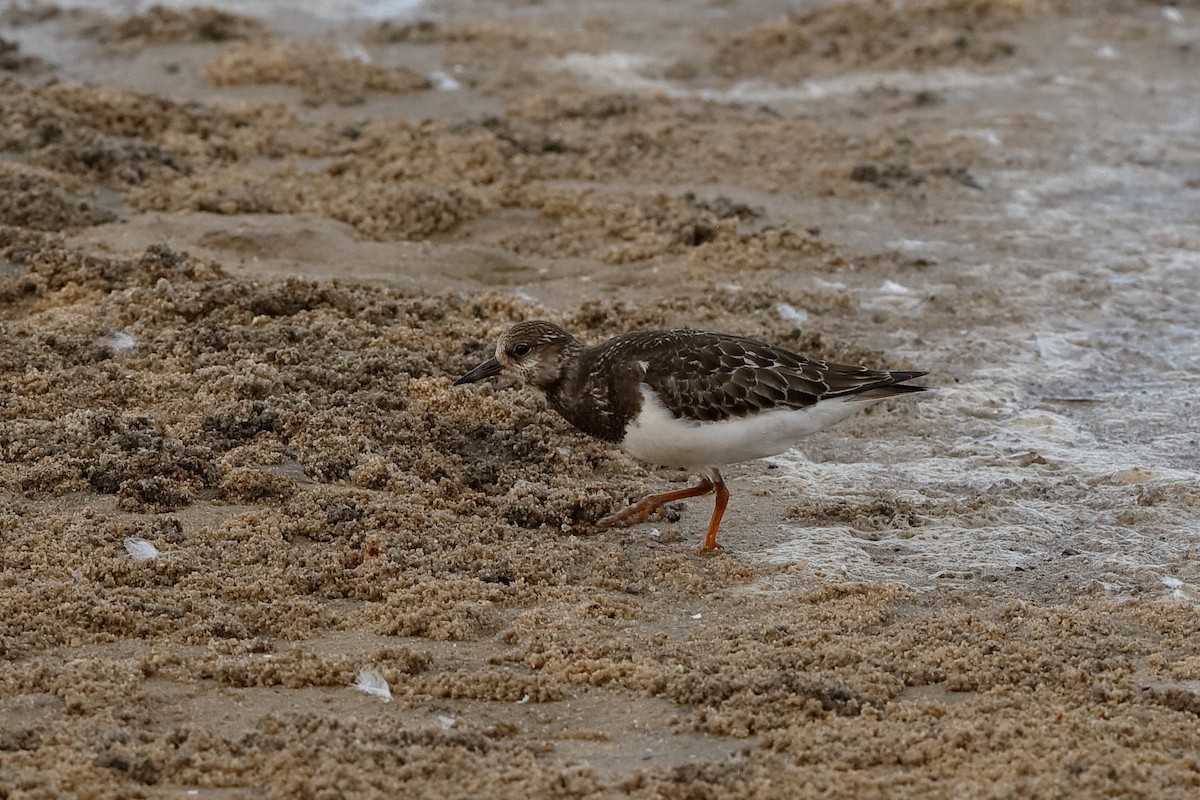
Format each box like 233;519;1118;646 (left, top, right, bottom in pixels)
598;477;715;530
599;469;731;553
701;471;730;553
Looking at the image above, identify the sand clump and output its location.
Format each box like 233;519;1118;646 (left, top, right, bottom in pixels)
204;41;432;105
80;4;266;45
708;0;1034;82
0;164;116;230
1;34;42;72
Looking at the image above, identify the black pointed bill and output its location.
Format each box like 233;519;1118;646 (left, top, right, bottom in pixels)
453;356;502;386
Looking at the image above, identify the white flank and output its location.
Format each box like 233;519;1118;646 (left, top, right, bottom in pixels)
123;537;160;561
353;668;393;702
620;386;881;471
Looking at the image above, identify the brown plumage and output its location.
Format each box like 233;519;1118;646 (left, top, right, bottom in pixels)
454;320;928;551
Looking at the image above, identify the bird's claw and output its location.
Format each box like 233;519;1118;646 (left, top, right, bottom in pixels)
597;501;660;530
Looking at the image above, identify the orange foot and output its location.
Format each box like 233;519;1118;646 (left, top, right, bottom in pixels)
597;477;715;530
599;471;731;554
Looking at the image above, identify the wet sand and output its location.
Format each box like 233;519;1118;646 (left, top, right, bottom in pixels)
2;1;1200;797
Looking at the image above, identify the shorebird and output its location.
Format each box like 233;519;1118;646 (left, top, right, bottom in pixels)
454;320;927;551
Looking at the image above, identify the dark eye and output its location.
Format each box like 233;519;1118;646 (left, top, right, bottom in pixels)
513;343;531;357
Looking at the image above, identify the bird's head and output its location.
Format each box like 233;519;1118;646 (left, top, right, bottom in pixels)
453;320;581;393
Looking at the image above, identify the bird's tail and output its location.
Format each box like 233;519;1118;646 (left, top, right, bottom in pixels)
837;371;929;402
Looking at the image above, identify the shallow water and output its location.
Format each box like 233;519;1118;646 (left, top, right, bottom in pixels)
602;17;1200;589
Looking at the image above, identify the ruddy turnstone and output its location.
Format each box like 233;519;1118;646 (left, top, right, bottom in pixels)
454;321;927;551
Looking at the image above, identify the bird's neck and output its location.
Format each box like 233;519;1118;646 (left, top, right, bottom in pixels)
542;342;638;443
535;338;585;398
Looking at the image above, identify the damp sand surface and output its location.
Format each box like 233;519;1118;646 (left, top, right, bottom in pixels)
2;1;1200;797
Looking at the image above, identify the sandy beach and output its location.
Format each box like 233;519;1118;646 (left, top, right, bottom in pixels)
2;0;1200;797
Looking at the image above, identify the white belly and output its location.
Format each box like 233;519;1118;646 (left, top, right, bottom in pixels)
619;385;878;470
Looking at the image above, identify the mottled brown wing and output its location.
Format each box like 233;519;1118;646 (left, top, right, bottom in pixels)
613;330;915;423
